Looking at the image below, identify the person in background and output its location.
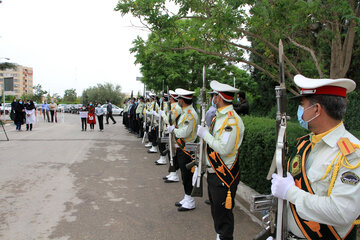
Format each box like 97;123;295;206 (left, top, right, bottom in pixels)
48;100;57;123
136;97;145;138
205;91;217;127
87;102;96;130
80;105;87;131
10;98;17;121
95;102;105;131
41;100;50;122
25;100;36;131
106;100;116;125
14;99;25;131
233;91;249;116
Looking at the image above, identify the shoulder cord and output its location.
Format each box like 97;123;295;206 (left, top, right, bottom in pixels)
217;111;240;158
180;111;195;142
320;143;360;225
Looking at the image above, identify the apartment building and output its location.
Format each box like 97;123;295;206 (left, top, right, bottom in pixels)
0;64;33;97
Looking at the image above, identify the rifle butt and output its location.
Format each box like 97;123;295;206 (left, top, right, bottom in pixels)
186;160;196;170
253;228;272;240
161;149;169;156
168;164;176;173
191;176;203;197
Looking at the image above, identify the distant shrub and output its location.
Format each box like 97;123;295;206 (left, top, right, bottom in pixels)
238;116;307;194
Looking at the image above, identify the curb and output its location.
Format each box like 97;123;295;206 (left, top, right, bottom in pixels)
235;181;263;226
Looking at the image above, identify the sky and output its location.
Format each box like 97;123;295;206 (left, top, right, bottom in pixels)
0;0;149;97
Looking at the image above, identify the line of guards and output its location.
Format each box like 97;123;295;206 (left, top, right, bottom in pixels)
121;75;360;240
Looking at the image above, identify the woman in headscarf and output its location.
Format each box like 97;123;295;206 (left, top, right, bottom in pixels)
14;99;25;131
25;100;36;131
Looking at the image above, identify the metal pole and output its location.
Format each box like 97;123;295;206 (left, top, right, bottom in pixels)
2;88;5;121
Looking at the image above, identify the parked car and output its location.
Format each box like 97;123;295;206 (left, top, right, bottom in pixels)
57;104;67;112
101;104;124;116
0;103;11;115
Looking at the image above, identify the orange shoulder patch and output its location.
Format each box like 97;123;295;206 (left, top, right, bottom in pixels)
187;109;191;114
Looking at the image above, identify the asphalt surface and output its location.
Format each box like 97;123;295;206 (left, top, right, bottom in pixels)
0;113;262;240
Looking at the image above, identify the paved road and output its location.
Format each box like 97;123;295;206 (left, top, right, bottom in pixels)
0;114;261;240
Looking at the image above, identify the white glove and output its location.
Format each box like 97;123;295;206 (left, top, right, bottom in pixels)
167;125;175;133
152;110;158;117
271;172;295;200
143;122;146;128
146;110;152;115
158;110;165;117
197;125;209;139
266;237;274;240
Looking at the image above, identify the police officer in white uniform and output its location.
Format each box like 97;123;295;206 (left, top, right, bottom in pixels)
167;88;199;211
271;75;360;240
197;81;245;240
161;90;182;182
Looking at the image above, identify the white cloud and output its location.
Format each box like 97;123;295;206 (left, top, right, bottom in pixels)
0;0;149;97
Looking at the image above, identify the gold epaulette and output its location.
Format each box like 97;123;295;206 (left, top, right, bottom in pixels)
337;138;356;156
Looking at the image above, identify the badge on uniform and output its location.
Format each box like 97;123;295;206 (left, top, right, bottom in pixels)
225;126;232;132
184;121;189;125
341;171;359;185
289;154;301;177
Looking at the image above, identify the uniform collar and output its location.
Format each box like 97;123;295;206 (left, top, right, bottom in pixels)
216;104;233;117
312;122;345;148
182;104;192;111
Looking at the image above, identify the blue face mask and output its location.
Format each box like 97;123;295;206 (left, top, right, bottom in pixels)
90;104;93;106
97;104;101;107
297;104;318;130
19;101;22;104
211;98;216;108
237;98;240;102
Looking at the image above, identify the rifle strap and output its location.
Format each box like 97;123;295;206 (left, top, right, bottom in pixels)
288;136;356;240
207;116;240;209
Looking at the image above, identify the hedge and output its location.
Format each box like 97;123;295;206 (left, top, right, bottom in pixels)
238;115;360;194
238;116;307;194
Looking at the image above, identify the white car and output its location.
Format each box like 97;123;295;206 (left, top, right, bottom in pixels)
101;104;124;116
0;103;11;115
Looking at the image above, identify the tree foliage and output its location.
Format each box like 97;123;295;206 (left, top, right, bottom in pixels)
130;24;255;94
115;0;360;95
81;83;124;105
63;88;77;102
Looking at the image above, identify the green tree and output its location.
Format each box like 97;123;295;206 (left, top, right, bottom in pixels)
130;29;254;93
0;62;16;71
32;84;47;103
115;0;360;94
81;83;124;106
63;88;77;103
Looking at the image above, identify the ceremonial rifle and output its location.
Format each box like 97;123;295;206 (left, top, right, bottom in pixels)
158;86;165;143
161;87;177;172
149;95;156;133
251;40;288;240
185;65;206;197
142;97;148;144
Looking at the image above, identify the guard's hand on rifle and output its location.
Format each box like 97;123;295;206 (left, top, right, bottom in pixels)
197;125;209;139
167;125;175;133
152;110;158;117
158;110;165;117
271;172;294;200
